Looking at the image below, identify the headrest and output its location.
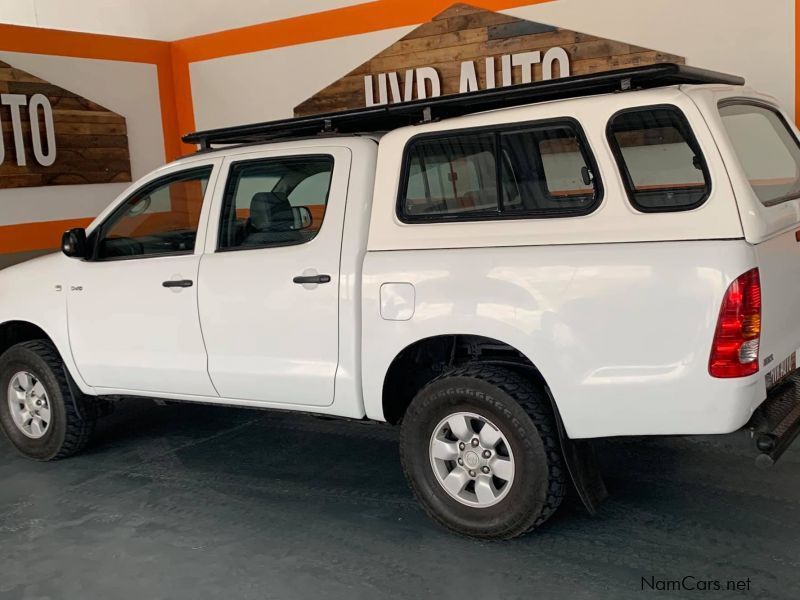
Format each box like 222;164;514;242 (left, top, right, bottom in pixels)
249;192;295;232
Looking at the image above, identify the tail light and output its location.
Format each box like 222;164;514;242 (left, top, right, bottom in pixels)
709;268;762;378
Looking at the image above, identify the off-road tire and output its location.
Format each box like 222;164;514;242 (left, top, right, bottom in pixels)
0;340;97;461
399;364;566;539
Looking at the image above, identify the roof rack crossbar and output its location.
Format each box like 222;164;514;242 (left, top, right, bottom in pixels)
182;63;743;149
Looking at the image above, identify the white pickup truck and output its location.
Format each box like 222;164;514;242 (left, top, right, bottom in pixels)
1;65;799;539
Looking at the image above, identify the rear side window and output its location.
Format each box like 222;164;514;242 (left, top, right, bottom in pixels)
218;156;333;250
719;102;800;207
607;106;710;212
398;120;601;222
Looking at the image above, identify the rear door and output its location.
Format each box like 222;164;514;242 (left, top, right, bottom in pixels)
717;99;800;378
198;146;351;407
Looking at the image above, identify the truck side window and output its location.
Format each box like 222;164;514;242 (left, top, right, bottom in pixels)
94;166;212;260
500;126;597;214
404;133;498;218
719;102;800;207
398;120;601;222
607;106;710;212
217;155;333;250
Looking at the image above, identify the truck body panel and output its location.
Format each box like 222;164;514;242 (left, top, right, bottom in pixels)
361;240;760;438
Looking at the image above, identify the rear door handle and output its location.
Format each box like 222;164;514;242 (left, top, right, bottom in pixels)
293;274;331;285
162;279;193;288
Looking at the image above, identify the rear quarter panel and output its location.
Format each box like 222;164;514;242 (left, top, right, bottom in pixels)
362;241;763;438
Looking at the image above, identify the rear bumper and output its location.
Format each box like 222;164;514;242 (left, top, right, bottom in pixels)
746;370;800;467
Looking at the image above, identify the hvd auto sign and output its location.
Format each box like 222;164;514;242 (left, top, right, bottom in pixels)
294;3;685;117
0;60;132;189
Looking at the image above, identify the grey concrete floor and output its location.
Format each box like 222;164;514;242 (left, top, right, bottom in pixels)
0;399;798;600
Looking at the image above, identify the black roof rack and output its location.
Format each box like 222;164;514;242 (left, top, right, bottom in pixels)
182;63;744;150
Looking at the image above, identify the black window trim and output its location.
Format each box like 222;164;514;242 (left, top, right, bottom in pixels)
605;103;712;214
396;116;604;224
215;153;336;253
718;97;800;208
87;164;215;262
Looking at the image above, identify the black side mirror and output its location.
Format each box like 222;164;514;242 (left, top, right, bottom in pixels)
292;206;313;230
62;228;88;259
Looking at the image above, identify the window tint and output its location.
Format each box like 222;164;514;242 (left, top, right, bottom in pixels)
218;156;333;250
95;166;212;260
399;121;600;221
500;126;597;214
404;133;498;218
607;107;710;212
719;102;800;206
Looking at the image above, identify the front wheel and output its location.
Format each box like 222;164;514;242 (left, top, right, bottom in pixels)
399;364;566;539
0;340;96;461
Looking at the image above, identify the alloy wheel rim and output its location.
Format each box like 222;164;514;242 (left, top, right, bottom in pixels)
429;411;515;508
7;371;51;439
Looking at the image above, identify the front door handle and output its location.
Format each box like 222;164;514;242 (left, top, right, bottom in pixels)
293;274;331;285
163;279;193;288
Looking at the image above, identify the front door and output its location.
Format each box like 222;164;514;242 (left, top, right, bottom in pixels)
67;161;221;397
198;147;351;406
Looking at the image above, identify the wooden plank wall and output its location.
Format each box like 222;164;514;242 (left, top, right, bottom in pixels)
295;3;684;116
0;60;132;189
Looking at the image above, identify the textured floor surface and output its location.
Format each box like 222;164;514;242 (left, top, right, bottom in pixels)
0;399;798;600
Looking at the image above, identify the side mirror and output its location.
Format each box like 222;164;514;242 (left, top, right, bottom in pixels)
62;228;88;259
293;206;313;230
127;195;152;217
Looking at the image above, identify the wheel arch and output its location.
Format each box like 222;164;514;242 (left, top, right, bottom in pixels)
0;320;54;358
0;319;89;395
381;333;550;426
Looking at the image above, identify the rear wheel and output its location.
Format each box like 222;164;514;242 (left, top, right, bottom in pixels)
0;340;96;461
399;364;566;539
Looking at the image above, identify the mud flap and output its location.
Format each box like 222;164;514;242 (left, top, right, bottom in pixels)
61;365;113;420
62;365;88;421
547;387;608;515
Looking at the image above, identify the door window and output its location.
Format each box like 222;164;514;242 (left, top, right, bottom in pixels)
94;166;212;260
719;102;800;207
217;155;333;250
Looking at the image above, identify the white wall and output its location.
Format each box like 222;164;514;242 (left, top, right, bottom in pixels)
0;0;365;40
190;26;415;129
0;52;165;226
507;0;795;117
